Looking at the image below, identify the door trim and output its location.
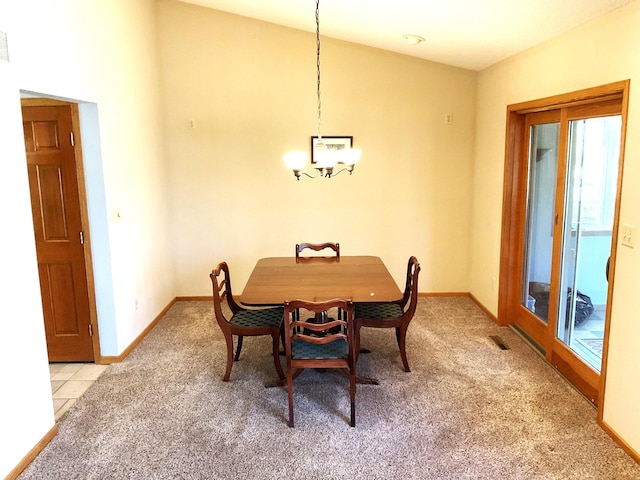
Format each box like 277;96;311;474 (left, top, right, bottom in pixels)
21;97;103;363
498;80;630;415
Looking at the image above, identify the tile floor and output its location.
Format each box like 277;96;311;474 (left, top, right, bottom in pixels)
571;304;605;370
49;363;108;420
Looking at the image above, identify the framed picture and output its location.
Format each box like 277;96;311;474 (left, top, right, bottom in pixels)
311;136;353;164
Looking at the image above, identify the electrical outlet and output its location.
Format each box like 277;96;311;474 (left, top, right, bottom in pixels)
621;224;636;248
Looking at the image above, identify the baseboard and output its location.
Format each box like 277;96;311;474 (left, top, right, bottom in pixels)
6;424;58;480
599;418;640;465
469;293;498;323
419;291;469;297
416;291;499;324
98;297;179;364
175;296;212;301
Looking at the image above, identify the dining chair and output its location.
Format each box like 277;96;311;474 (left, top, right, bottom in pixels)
209;262;285;382
283;298;357;427
354;256;421;372
295;242;340;259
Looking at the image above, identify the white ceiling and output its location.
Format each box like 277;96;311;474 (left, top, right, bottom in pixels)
180;0;636;71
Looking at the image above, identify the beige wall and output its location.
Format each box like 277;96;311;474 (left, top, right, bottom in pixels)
10;0;176;353
156;0;477;294
0;38;55;479
0;1;174;476
472;1;640;455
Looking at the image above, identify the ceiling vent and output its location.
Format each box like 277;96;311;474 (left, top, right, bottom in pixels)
0;32;9;62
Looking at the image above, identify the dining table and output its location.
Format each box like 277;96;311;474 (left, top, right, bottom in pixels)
240;255;402;306
240;255;403;387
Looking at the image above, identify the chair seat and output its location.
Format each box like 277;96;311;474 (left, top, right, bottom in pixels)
230;307;284;328
354;302;403;319
292;338;348;359
210;262;285;382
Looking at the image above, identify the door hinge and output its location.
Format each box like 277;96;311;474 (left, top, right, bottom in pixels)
555;213;559;225
88;324;93;336
79;231;85;244
70;132;75;146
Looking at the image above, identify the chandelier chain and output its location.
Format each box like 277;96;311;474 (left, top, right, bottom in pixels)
316;0;322;140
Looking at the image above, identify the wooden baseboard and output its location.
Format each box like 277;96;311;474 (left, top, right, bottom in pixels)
98;298;179;364
6;424;58;480
599;418;640;465
175;296;212;301
419;291;470;297
469;293;498;323
416;291;499;324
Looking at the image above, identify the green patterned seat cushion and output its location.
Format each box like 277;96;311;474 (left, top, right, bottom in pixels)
291;338;348;359
354;302;403;319
230;307;283;328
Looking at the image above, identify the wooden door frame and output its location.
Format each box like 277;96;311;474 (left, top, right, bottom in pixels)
498;80;630;413
21;97;103;363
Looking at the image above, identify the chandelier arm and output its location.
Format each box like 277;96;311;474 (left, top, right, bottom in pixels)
293;169;318;180
327;165;355;178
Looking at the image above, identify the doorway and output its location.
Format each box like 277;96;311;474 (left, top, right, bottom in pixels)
21;98;101;362
498;81;629;407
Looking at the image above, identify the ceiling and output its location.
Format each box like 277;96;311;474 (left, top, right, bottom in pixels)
180;0;636;71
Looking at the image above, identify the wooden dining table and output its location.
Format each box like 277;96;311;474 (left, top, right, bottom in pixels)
241;255;402;387
240;255;402;306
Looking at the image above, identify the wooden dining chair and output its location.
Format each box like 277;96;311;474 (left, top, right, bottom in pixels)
283;298;357;427
295;242;340;259
209;262;285;382
354;256;421;372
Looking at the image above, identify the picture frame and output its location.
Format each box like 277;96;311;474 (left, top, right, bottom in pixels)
310;136;353;164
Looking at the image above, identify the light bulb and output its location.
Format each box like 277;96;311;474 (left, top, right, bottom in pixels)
320;149;339;168
284;151;307;170
343;148;362;166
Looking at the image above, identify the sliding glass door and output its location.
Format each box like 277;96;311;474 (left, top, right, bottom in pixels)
557;115;621;371
500;84;628;406
522;119;560;325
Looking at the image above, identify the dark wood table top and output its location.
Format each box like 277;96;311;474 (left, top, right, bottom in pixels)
240;255;402;306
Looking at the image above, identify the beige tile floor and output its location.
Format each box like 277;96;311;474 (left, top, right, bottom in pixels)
49;363;108;420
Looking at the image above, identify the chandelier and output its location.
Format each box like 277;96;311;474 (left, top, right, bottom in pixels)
284;0;361;180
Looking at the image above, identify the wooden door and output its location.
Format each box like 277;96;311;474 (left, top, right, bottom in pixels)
22;104;94;362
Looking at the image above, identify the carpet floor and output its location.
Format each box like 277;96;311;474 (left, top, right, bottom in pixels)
19;297;640;479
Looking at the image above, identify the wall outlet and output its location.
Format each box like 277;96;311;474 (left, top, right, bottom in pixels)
621;224;636;248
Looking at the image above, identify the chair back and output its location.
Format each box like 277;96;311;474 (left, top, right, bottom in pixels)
295;242;340;259
210;262;286;382
283;299;354;367
399;256;421;317
210;262;242;325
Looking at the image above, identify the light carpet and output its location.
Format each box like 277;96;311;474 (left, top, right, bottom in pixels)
19;297;640;479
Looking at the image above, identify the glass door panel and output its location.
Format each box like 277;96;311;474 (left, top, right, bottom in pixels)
558;115;621;372
522;122;560;323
